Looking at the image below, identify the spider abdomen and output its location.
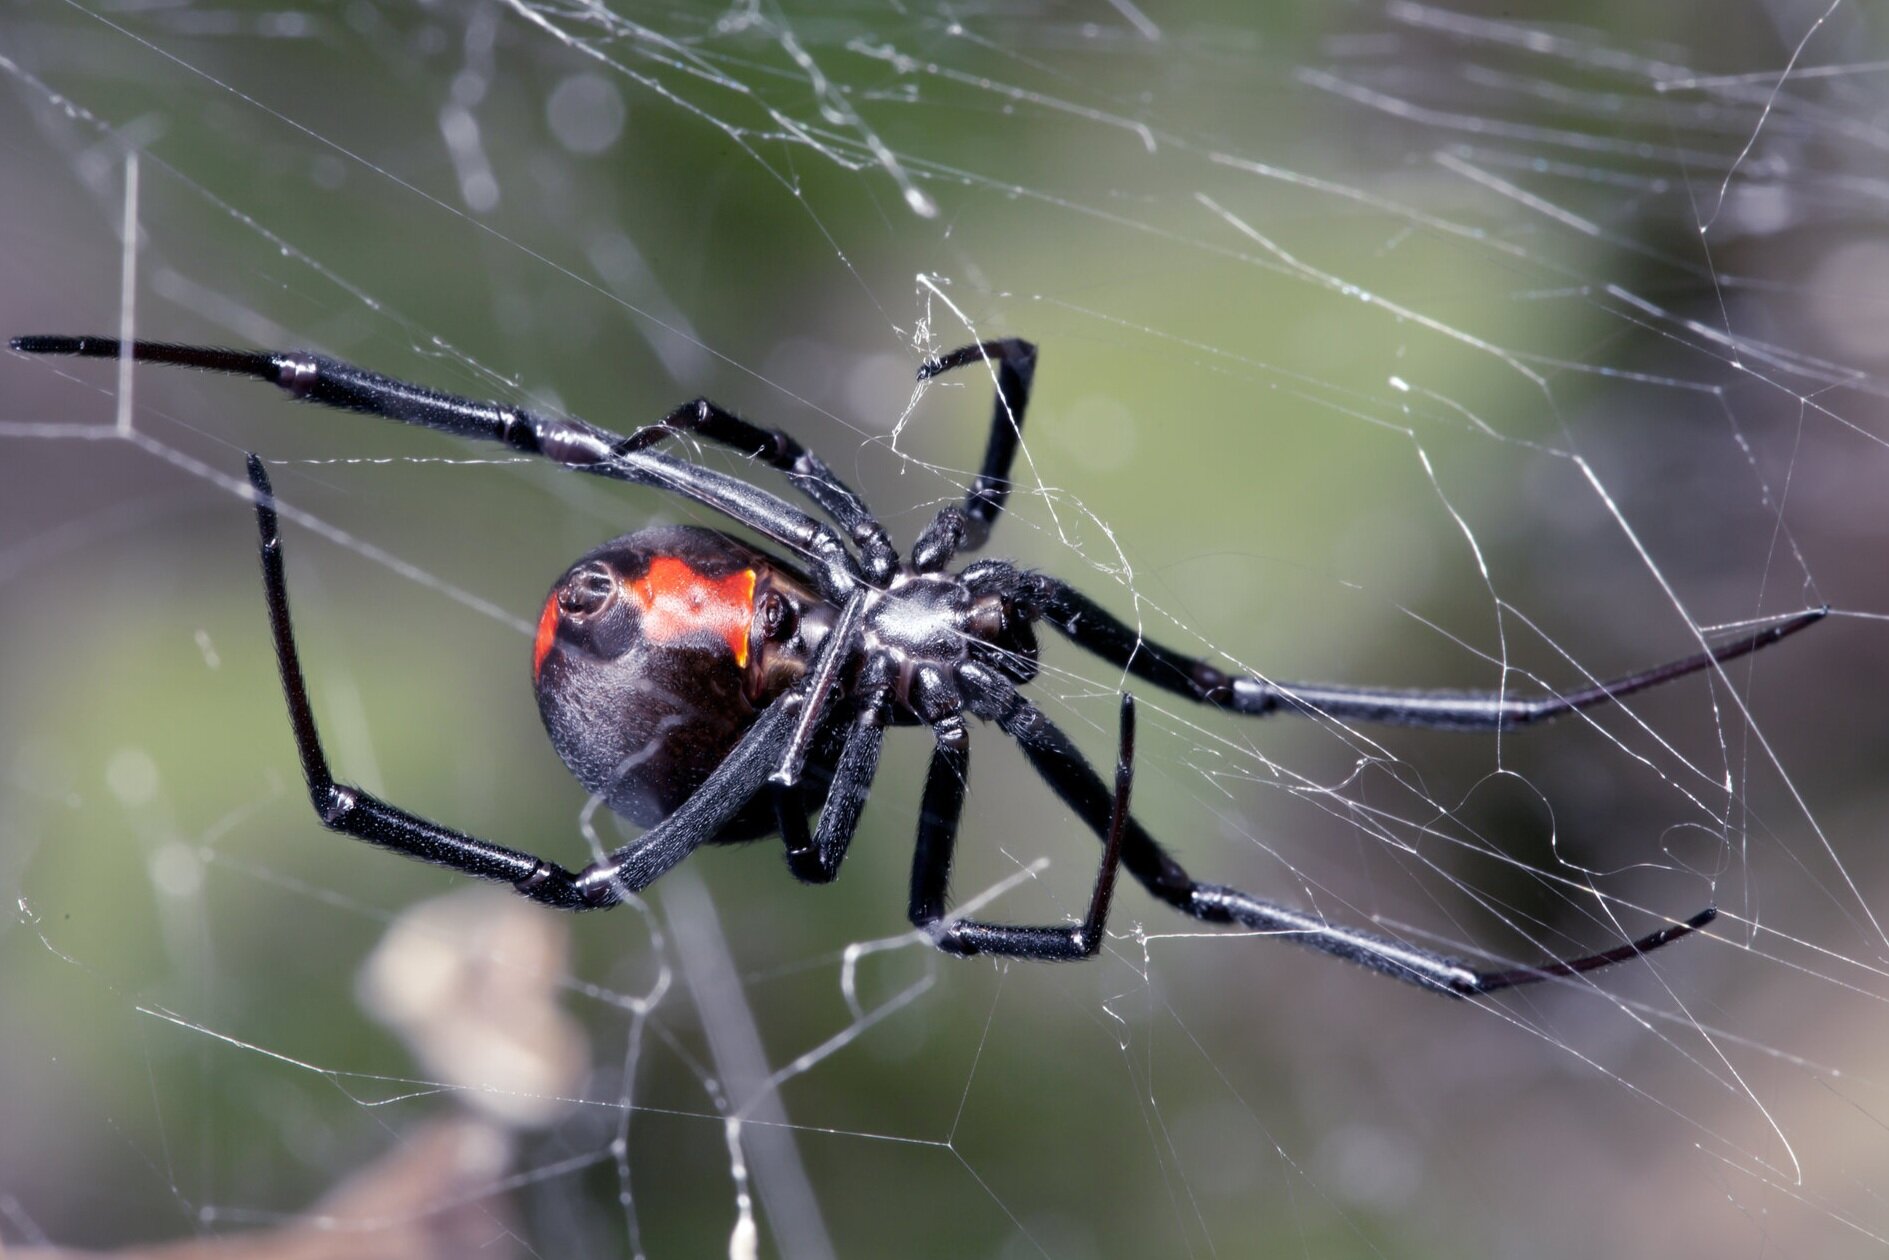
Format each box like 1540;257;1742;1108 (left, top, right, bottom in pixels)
532;526;827;831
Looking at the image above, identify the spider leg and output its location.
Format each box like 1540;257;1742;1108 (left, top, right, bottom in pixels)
908;695;1131;961
771;592;868;789
955;660;1712;996
779;658;894;884
917;339;1036;552
247;453;846;910
910;506;971;574
563;691;813;903
14;336;863;601
627;398;899;584
1013;572;1824;731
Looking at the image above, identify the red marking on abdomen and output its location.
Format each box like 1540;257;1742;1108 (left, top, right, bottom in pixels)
631;557;757;666
532;595;560;679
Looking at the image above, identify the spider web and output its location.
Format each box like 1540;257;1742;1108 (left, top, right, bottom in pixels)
2;2;1885;1256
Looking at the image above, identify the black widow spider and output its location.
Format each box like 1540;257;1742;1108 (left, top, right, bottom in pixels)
13;333;1823;995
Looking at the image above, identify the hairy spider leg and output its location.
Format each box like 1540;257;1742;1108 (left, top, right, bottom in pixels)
917;338;1037;552
955;661;1714;996
906;693;1133;960
12;335;866;603
247;453;864;910
1013;571;1825;731
624;396;900;585
775;654;896;884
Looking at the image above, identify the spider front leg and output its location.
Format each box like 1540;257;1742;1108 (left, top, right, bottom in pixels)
917;338;1037;551
13;335;865;602
627;397;899;584
955;661;1713;996
908;694;1132;961
246;454;842;909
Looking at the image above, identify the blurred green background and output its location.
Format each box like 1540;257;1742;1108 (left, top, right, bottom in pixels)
4;2;1888;1256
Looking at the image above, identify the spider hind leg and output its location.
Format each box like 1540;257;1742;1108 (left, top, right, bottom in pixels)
957;660;1714;996
907;694;1133;961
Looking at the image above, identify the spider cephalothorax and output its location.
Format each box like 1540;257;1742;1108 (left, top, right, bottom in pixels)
10;332;1823;993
